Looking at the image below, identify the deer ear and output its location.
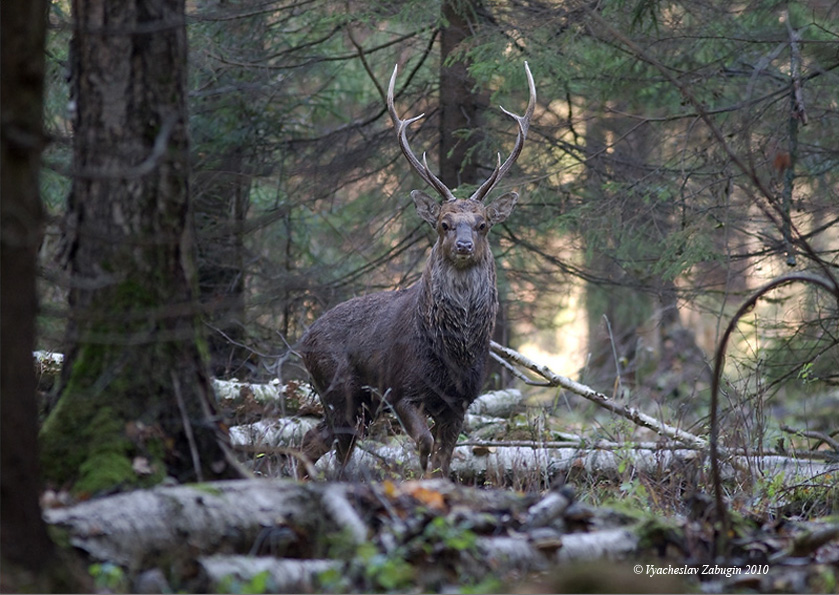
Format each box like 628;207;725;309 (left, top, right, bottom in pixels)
412;190;441;227
486;192;518;225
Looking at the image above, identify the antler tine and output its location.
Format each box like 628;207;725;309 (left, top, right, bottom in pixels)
387;65;456;202
469;61;537;202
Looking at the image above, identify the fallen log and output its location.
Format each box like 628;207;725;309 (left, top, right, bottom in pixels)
43;479;365;566
227;390;524;450
30;348;707;450
33;350;837;486
304;438;837;487
197;556;339;593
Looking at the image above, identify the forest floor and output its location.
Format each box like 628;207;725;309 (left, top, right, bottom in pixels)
34;350;839;593
42;472;839;594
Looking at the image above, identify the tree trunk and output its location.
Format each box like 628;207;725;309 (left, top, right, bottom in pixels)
0;0;55;574
582;102;709;397
41;0;242;496
439;0;489;191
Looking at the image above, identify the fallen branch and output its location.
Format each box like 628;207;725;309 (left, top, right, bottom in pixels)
459;439;838;460
43;480;345;566
197;556;339;593
781;424;839;454
33;346;704;451
41;477;616;592
489;341;708;450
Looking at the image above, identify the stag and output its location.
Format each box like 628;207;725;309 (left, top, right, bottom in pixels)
300;63;536;476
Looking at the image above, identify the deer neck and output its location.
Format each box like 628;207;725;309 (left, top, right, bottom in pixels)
418;247;498;363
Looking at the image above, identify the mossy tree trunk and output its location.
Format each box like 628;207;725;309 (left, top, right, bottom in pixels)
40;0;241;496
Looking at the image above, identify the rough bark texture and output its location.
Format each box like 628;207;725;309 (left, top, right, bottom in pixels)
0;0;55;573
43;480;361;566
582;107;653;390
439;0;489;190
40;0;240;495
41;478;572;591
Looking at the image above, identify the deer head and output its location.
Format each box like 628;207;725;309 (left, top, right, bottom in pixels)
387;63;535;267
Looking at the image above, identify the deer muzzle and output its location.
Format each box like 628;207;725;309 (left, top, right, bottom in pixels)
455;224;475;256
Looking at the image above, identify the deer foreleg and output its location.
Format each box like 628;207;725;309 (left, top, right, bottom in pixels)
394;400;434;473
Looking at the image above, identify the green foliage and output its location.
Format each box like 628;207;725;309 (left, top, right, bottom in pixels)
75;452;135;495
357;541;416;592
88;562;128;593
46;0;839;388
38;279;191;493
318;512;485;593
216;570;274;594
753;472;839;518
319;537;416;593
420;515;479;553
40;0;839;517
763;331;839;388
41;3;73;212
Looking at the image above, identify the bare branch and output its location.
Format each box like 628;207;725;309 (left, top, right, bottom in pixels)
489;341;708;450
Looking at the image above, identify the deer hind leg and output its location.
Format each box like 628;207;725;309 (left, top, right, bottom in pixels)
304;356;366;469
430;413;465;477
394;400;434;473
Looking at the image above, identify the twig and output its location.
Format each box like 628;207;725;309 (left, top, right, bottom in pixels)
346;23;385;101
459;439;838;460
602;314;623;398
232;443;317;478
172;370;204;482
781;424;839;453
585;7;839;286
489;350;551;386
785;11;808;126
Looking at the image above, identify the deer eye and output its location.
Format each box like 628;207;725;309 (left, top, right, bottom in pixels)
477;222;487;232
441;221;450;231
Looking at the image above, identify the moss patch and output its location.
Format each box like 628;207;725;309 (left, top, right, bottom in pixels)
75;452;135;495
39;339;164;494
39;269;221;492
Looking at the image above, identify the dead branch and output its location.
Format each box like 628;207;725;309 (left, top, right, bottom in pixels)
489;341;708;450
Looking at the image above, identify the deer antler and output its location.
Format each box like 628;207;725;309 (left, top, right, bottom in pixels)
387;65;456;202
469;62;536;203
387;62;536;203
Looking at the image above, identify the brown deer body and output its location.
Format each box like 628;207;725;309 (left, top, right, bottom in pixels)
300;63;535;476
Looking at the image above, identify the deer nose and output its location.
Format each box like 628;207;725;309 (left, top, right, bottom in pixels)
456;238;474;253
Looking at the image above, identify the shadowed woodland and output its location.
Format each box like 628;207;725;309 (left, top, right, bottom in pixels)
2;0;839;593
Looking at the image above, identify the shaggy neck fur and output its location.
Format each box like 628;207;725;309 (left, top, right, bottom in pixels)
418;243;498;370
